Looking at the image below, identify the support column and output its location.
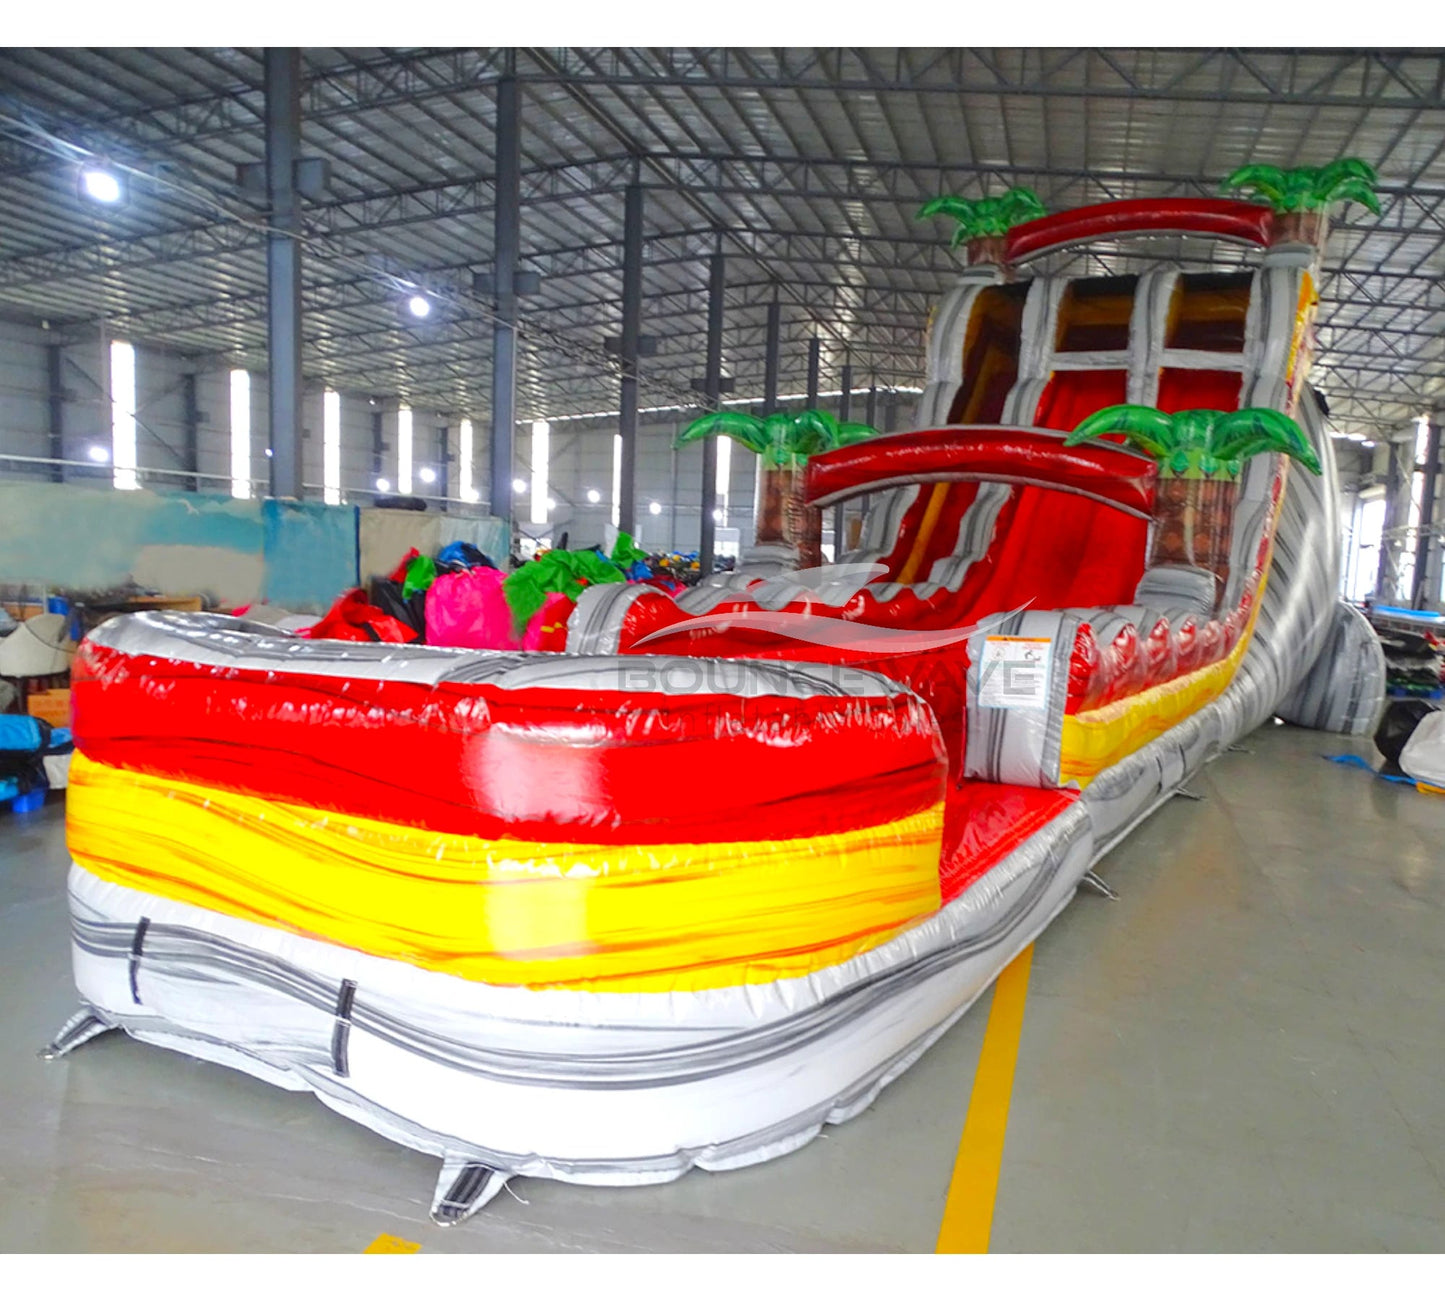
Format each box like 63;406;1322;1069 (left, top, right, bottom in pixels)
616;178;643;536
182;371;200;492
762;296;781;415
264;48;304;500
861;381;877;527
806;336;820;409
1377;428;1415;604
46;344;63;483
1413;416;1443;609
490;67;520;539
699;245;724;576
371;407;385;488
437;424;450;508
833;359;852;558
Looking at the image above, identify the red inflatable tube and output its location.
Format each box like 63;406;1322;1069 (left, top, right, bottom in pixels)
1172;616;1202;676
1139;617;1178;690
1003;199;1274;265
71;643;947;847
804;426;1157;519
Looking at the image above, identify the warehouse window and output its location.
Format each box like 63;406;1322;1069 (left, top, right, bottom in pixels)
459;418;476;502
229;368;251;499
397;406;413;494
611;433;622;527
531;420;549;523
1345;492;1385;603
322;390;341;505
109;339;138;490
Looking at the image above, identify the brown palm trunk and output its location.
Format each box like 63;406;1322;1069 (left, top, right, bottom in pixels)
754;465;790;545
754;464;824;569
966;234;1008;266
1149;475;1239;608
1269;210;1325;248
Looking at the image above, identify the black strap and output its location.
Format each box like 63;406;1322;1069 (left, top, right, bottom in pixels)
331;979;357;1076
128;917;151;1005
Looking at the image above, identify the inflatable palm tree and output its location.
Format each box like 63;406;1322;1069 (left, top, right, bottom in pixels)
1067;405;1321;602
915;188;1047;264
679;409;877;568
1220;157;1381;245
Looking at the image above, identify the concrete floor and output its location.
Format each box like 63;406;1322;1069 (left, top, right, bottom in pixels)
2;722;1442;1252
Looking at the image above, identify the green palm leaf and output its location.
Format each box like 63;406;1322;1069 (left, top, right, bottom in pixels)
1314;157;1378;194
1208;409;1322;475
1221;164;1288;206
1318;174;1382;215
998;187;1047;227
1222;157;1381;217
676;411;770;456
916;195;978;222
917;188;1046;244
1066;404;1179;460
834;420;879;448
786;409;841;458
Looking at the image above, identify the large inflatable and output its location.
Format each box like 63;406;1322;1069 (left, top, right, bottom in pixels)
49;171;1388;1224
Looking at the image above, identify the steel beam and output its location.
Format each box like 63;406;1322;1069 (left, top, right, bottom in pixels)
489;68;520;538
617;178;643;535
264;48;304;500
699;245;724;576
9;48;1443;173
806;336;821;408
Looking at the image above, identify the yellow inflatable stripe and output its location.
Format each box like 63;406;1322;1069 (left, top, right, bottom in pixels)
1060;512;1279;788
67;754;944;993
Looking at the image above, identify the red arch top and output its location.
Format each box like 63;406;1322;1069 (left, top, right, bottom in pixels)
804;426;1158;519
1003;198;1274;264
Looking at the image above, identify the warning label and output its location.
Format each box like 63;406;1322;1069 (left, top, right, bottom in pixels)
977;635;1053;710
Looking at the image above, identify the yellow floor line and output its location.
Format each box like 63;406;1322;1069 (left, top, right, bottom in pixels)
935;944;1034;1254
364;1232;421;1253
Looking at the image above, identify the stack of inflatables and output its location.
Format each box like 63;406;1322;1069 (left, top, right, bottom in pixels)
1366;606;1445;701
300;534;678;651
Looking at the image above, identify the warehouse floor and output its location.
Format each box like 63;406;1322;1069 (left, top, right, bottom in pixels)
2;722;1443;1253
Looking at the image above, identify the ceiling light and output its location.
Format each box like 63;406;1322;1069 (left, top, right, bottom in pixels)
713;509;724;522
648;501;662;516
463;488;480;503
405;294;432;319
1362;440;1376;449
87;444;110;463
264;447;274;458
375;477;391;492
418;466;437;484
512;477;527;493
79;165;124;204
586;488;601;504
546;497;556;511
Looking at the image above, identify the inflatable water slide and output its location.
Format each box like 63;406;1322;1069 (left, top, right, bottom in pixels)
49;171;1388;1223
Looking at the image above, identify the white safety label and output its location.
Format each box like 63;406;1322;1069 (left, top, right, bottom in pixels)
977;635;1053;710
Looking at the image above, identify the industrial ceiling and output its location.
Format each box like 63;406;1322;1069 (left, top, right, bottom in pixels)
0;47;1441;432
